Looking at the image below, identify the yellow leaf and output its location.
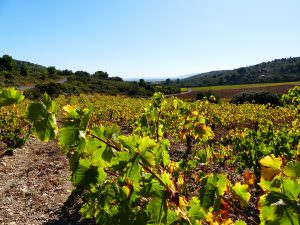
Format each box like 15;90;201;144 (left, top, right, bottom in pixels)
205;212;214;223
63;104;77;112
168;161;179;173
178;172;185;185
243;170;255;185
193;173;200;182
192;110;199;116
260;154;282;181
179;196;188;208
221;218;234;225
121;185;131;198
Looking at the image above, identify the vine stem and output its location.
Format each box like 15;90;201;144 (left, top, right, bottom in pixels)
89;132;167;188
155;110;162;142
223;195;259;225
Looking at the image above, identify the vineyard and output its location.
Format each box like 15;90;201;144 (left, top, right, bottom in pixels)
1;87;300;225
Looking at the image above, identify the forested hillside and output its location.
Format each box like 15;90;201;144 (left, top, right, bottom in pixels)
178;57;300;87
0;55;179;98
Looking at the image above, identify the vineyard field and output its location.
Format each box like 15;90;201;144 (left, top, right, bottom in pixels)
180;81;300;99
0;88;300;224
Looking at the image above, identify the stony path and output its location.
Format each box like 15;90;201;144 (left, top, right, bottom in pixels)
0;139;73;225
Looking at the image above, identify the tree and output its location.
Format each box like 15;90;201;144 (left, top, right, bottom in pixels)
20;64;30;77
139;79;146;87
165;78;171;86
47;66;57;75
237;67;246;75
75;71;90;77
109;76;123;81
59;69;73;76
1;55;17;71
94;71;109;79
74;71;91;82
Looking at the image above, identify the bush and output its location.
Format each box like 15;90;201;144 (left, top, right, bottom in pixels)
196;91;220;103
24;82;79;99
281;86;300;106
230;91;282;106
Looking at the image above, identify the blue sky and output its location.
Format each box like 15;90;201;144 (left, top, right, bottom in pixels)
0;0;299;79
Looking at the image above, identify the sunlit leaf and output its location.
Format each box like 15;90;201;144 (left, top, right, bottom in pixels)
25;93;58;141
260;154;282;181
0;87;24;107
232;182;251;207
283;161;300;179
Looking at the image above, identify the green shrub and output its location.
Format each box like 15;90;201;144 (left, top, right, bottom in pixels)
281;86;300;106
231;91;282;105
196;91;220;103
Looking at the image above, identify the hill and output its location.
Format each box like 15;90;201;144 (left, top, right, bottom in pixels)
177;57;300;87
0;55;179;98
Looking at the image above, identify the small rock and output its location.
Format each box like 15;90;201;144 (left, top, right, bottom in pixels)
8;222;17;225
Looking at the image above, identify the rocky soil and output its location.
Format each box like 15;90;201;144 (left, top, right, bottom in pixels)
0;138;89;225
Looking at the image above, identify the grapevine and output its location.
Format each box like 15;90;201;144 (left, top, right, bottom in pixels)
1;87;300;224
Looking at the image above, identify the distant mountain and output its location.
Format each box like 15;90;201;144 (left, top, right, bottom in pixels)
125;77;165;82
178;57;300;87
176;73;201;79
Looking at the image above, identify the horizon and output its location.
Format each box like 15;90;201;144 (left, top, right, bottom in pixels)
1;0;300;79
7;54;299;81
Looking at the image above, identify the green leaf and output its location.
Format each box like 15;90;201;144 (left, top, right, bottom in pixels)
80;203;93;219
160;140;170;167
199;174;227;209
97;167;107;183
141;150;156;167
232;182;251;207
118;135;140;153
166;209;179;225
112;145;141;189
79;108;91;131
259;179;272;191
132;136;157;167
146;179;165;196
259;176;300;225
85;139;110;166
283;161;300;179
279;209;300;225
126;156;141;188
282;178;300;200
112;151;133;164
0;87;24;107
59;126;80;149
25;93;58;142
161;171;173;188
146;197;168;224
63;104;79;118
188;197;205;221
259;204;277;223
71;158;91;185
92;125;120;140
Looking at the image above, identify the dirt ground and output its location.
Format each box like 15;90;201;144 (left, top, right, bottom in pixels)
178;83;298;99
0;138;90;225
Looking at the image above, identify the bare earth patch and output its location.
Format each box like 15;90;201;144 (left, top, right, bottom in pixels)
0;138;79;225
176;83;299;99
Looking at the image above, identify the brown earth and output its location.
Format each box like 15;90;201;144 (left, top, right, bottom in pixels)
177;84;299;100
0;138;91;225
